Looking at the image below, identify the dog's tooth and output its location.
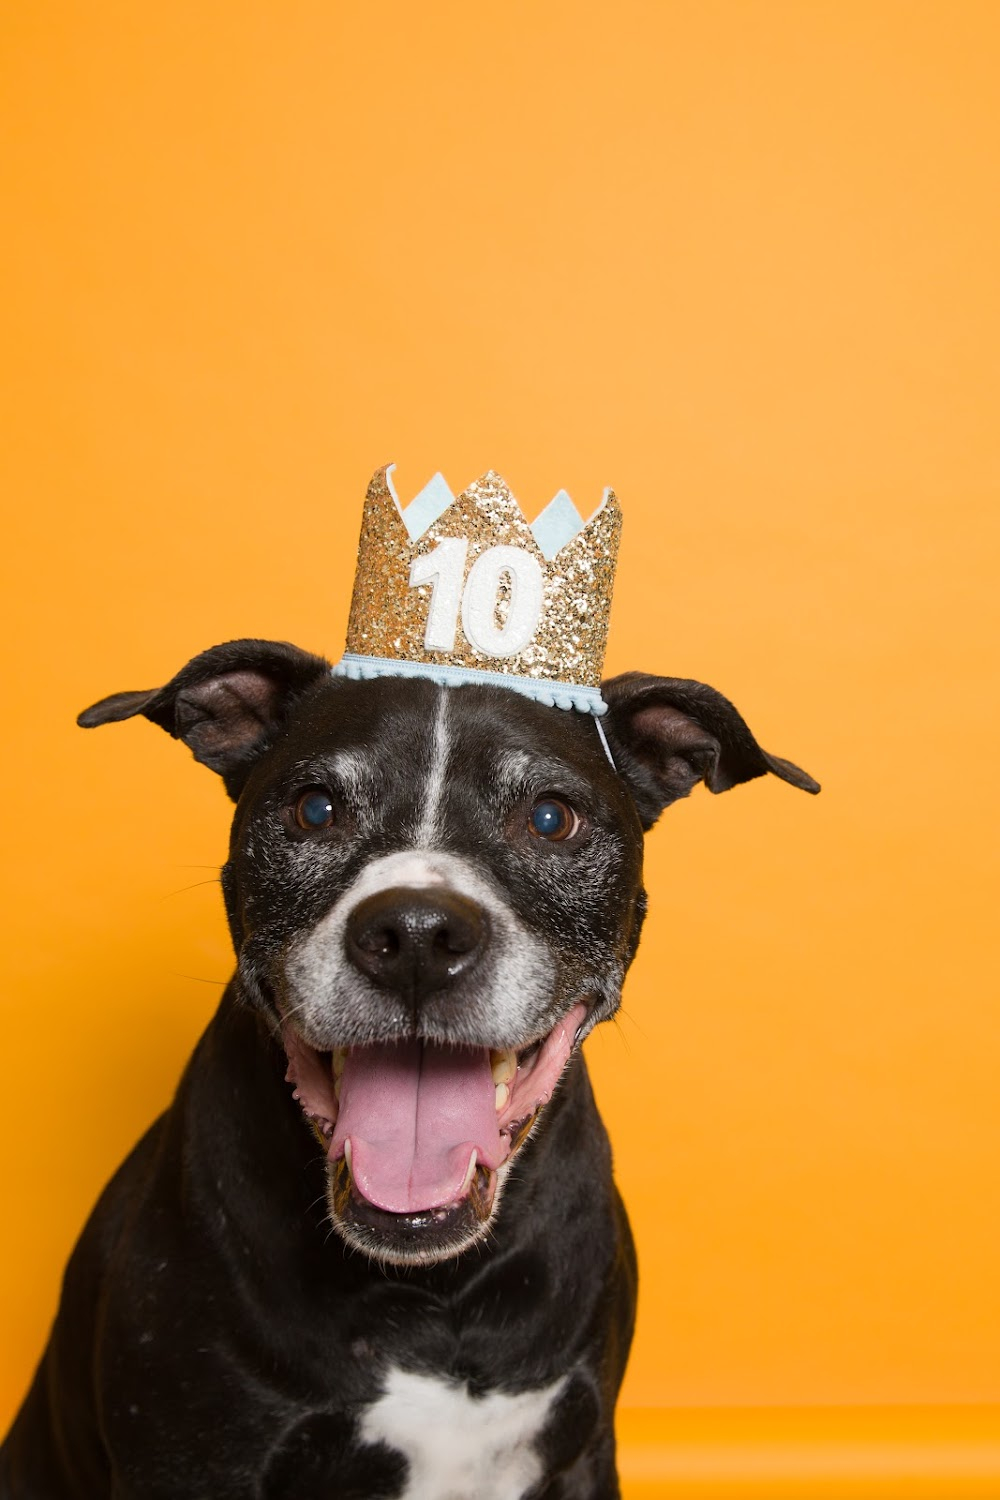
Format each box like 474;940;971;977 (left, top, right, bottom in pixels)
460;1149;477;1194
343;1138;353;1175
331;1047;347;1079
495;1082;510;1112
491;1048;517;1085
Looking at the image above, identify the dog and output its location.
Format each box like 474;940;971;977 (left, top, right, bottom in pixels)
1;638;817;1498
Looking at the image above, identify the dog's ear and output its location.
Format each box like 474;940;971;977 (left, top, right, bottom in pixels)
602;672;820;829
78;639;331;799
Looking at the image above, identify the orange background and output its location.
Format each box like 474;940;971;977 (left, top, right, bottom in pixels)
2;0;999;1464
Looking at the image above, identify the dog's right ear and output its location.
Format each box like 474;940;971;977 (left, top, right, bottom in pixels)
78;639;331;799
602;671;820;830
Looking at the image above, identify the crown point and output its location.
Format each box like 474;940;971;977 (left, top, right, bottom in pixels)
398;471;456;542
531;489;586;562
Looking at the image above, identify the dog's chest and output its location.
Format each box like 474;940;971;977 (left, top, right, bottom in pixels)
357;1365;565;1500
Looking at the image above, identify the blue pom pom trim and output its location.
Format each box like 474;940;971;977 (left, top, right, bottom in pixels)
331;653;608;716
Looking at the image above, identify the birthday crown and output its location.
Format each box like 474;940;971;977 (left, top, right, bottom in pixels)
333;464;622;714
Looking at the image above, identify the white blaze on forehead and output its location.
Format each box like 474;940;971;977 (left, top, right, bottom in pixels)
359;1366;566;1500
415;689;450;847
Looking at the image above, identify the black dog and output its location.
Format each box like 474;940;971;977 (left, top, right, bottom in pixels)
1;639;817;1499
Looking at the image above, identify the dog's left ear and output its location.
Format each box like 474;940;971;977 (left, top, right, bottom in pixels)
78;638;331;799
602;672;820;829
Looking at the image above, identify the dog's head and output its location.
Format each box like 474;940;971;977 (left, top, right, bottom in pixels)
81;640;818;1266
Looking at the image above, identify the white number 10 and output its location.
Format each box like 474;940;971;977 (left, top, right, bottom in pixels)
409;540;544;658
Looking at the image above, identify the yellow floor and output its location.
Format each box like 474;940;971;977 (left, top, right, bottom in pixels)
617;1407;1000;1498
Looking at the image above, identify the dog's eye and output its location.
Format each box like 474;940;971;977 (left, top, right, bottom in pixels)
293;788;336;831
528;798;580;841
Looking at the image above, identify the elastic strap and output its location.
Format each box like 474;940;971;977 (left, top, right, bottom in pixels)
594;713;617;770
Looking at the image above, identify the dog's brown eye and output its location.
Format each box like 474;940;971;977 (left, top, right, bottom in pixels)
528;798;579;841
293;788;335;831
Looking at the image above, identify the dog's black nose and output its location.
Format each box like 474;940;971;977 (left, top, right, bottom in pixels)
345;887;488;997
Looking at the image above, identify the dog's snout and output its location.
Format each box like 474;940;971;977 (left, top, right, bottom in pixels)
345;886;488;997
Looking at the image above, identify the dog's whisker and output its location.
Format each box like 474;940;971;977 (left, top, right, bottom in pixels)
609;1008;650;1050
278;994;314;1023
161;878;223;899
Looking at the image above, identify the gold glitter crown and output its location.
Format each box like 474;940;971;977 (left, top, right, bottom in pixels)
333;464;622;714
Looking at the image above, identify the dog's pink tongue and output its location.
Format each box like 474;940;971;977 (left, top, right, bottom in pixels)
330;1040;505;1214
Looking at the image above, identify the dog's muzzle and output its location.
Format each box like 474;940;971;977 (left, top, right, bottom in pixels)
278;859;588;1264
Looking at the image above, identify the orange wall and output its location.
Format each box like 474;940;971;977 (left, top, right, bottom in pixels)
2;1;999;1426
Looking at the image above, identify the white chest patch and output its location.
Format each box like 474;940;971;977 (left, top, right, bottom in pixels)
358;1366;566;1500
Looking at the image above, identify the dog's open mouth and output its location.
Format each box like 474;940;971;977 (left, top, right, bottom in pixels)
281;1002;587;1262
